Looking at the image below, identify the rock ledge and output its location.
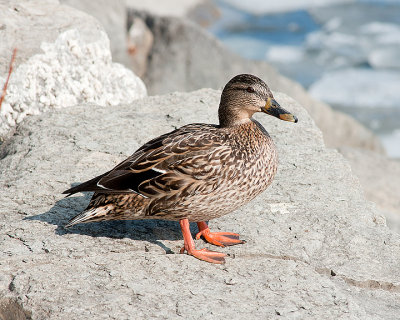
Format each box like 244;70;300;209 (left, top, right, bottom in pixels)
1;89;399;319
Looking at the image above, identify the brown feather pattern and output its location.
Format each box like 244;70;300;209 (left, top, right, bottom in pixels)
64;74;296;228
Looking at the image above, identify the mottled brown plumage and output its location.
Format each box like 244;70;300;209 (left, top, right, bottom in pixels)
64;74;297;264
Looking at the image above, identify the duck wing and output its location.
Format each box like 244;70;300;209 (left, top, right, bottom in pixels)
63;124;227;198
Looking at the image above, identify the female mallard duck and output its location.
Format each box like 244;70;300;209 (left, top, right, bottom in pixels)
64;74;297;264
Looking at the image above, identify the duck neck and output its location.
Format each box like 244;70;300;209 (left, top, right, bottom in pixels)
218;103;252;128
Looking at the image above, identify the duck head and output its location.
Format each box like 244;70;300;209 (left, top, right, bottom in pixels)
219;74;298;127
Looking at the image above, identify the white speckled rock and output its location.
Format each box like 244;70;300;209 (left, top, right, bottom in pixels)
1;89;399;319
0;1;146;141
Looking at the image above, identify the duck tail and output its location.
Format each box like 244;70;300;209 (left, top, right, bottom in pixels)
65;205;113;228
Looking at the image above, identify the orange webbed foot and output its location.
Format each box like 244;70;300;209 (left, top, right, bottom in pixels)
180;247;226;264
196;221;246;247
179;219;227;264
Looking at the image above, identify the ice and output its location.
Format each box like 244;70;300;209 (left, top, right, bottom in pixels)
308;69;400;109
359;22;400;35
220;0;353;14
375;32;400;45
265;45;304;63
306;31;362;53
369;48;400;69
358;0;400;4
305;31;366;69
324;17;342;32
303;18;400;72
220;36;272;60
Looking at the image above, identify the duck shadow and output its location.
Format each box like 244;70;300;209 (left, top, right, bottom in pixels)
25;188;199;254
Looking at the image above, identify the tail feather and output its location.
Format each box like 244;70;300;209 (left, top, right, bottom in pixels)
63;171;109;196
65;206;113;228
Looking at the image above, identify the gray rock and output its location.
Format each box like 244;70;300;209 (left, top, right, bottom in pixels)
60;0;129;66
339;147;400;233
1;89;399;319
128;12;383;153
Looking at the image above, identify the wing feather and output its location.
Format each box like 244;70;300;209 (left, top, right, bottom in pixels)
63;123;228;199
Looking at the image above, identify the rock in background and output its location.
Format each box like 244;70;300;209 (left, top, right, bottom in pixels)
60;0;129;66
0;0;147;141
126;0;209;18
1;89;400;319
126;17;154;77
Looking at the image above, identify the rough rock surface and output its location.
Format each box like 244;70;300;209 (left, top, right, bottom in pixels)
0;1;147;141
339;147;400;233
1;89;399;319
129;12;383;153
0;0;102;77
60;0;129;66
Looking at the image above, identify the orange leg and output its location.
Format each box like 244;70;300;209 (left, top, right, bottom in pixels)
196;221;245;247
179;219;226;264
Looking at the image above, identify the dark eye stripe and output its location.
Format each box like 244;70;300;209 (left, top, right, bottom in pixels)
231;87;255;92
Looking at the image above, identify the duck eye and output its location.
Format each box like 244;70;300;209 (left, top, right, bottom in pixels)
246;87;255;93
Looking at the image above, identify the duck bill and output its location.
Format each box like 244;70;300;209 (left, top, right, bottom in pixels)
262;98;298;123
